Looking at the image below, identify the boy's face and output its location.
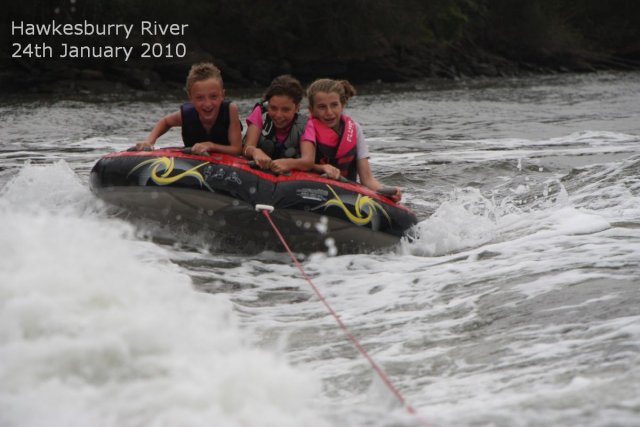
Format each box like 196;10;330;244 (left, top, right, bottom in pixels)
189;78;224;123
309;91;343;131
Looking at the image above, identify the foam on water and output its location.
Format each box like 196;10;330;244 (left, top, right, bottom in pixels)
0;162;328;427
2;74;640;426
223;140;640;424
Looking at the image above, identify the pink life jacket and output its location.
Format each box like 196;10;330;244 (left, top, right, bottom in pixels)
312;114;358;180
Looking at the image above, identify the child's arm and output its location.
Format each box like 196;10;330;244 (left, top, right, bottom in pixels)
243;124;273;169
313;163;340;179
135;111;181;150
270;140;315;174
357;158;402;201
191;103;243;156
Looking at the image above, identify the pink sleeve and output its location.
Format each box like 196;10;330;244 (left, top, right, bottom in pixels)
300;119;317;145
246;105;263;128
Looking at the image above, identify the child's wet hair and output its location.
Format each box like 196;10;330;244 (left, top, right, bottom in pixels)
263;75;305;105
186;62;223;94
307;78;356;107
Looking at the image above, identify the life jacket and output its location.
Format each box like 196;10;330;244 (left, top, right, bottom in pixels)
313;115;358;181
255;102;308;159
180;100;231;147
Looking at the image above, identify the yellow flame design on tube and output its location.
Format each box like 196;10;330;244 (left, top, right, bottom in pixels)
323;185;390;225
128;157;209;186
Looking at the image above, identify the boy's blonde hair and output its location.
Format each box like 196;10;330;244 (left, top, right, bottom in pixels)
307;78;356;107
186;62;222;94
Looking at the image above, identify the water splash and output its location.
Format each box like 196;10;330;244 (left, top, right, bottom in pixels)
0;162;329;427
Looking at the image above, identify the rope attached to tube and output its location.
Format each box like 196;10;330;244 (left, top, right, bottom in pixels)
256;205;430;426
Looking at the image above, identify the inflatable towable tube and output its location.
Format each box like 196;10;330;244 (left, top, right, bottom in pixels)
90;148;418;253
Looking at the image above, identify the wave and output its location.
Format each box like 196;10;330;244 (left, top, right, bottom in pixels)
0;161;328;427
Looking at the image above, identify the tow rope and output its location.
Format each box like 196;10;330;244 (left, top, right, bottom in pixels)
256;204;430;426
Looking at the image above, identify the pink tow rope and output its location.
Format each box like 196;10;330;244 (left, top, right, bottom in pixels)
256;205;430;426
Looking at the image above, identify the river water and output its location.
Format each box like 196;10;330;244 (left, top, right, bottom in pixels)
1;71;639;427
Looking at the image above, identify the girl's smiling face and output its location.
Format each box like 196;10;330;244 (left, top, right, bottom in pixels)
267;95;299;129
188;77;224;124
309;91;343;131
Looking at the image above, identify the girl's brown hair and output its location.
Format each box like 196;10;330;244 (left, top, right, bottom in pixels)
264;75;305;105
186;62;222;94
307;78;356;107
